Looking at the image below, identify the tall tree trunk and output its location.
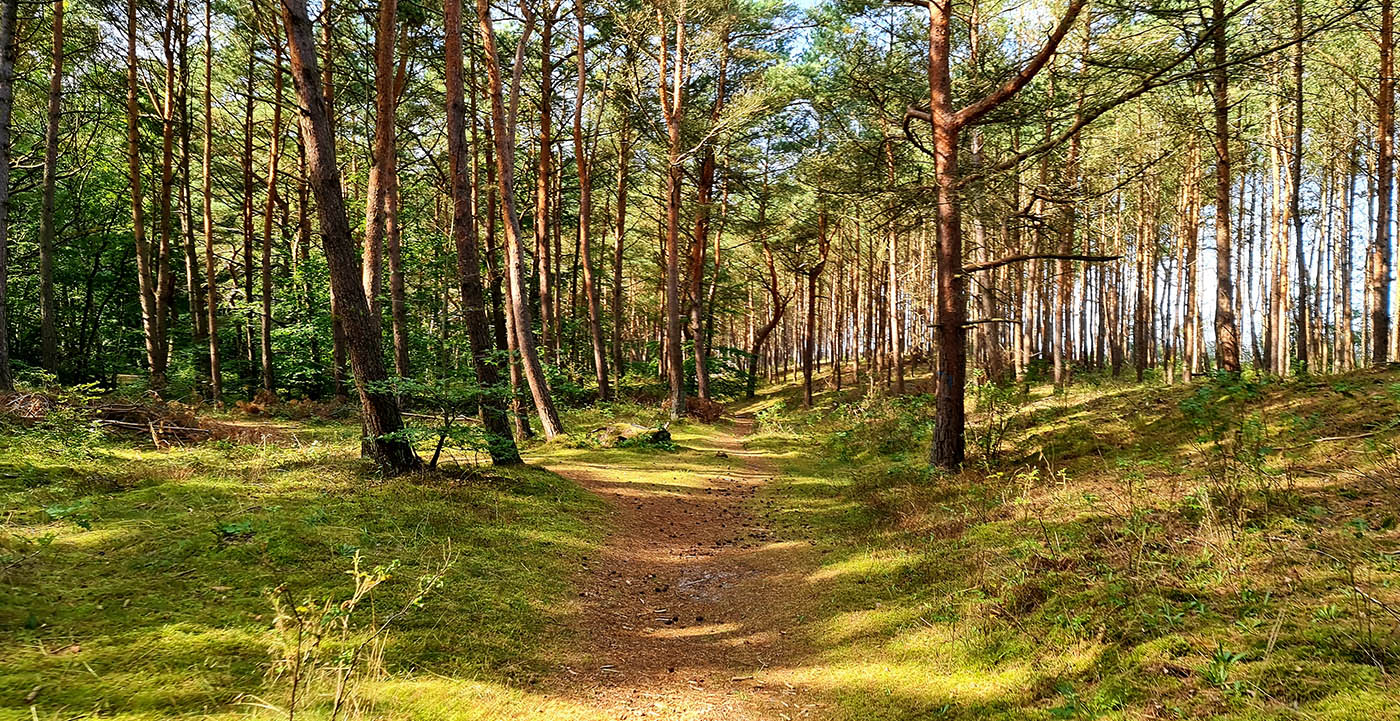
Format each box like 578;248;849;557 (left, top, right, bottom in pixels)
659;6;686;419
1211;0;1242;372
203;0;222;400
279;0;419;471
1290;0;1309;373
574;0;610;400
476;0;564;438
127;0;164;391
536;6;556;362
156;2;176;388
1183;141;1201;381
1375;0;1395;365
178;2;206;381
362;0;397;329
612;113;630;388
320;0;348;400
924;0;1084;467
260;21;284;393
241;47;256;373
803;210;831;408
1339;130;1357;369
445;0;522;464
38;0;64;374
0;0;13;390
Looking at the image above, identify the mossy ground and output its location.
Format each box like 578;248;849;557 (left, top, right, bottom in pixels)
3;369;1399;720
734;366;1400;719
0;411;608;720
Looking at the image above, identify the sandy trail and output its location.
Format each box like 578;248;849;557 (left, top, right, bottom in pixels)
539;419;822;720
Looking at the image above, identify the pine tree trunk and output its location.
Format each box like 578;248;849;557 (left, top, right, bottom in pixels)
260;23;284;393
574;2;610;401
127;0;164;392
1211;0;1242;372
445;0;522;464
38;0;64;375
203;0;222;400
0;0;14;390
659;8;687;419
1374;0;1394;364
477;0;564;438
280;0;419;472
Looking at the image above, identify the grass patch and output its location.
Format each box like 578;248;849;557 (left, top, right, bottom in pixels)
743;367;1400;719
0;413;605;719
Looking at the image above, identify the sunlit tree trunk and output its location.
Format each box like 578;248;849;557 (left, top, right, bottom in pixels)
574;0;610;400
659;6;687;419
477;0;564;438
1212;0;1242;372
362;0;398;327
536;6;557;362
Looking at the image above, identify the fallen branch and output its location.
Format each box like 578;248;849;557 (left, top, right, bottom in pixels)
1280;430;1384;450
95;419;212;435
962;253;1121;275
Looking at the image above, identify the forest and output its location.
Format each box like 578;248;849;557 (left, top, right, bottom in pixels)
2;0;1400;717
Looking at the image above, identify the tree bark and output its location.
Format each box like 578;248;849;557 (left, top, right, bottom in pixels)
38;0;64;375
1290;0;1309;373
445;0;522;464
536;5;557;362
612;112;631;389
476;0;564;438
0;0;14;390
574;0;610;400
1375;0;1394;365
1211;0;1242;372
203;0;222;400
659;7;687;419
127;0;166;392
362;0;399;325
280;0;419;472
803;210;831;408
260;16;285;393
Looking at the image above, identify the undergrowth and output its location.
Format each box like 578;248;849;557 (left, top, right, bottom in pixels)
741;366;1400;720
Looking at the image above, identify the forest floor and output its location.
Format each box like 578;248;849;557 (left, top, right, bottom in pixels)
3;368;1400;720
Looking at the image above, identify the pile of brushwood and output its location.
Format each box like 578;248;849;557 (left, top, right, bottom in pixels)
1;390;280;447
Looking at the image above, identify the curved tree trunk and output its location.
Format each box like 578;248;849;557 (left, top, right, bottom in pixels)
477;0;564;438
574;0;610;400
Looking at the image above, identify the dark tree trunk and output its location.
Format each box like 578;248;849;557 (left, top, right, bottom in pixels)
445;0;521;465
280;0;419;472
1374;0;1394;365
38;0;64;375
0;0;13;390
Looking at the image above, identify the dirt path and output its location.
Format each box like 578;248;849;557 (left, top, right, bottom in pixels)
540;420;823;720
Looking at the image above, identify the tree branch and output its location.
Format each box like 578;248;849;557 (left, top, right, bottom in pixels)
952;0;1088;129
962;253;1121;275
